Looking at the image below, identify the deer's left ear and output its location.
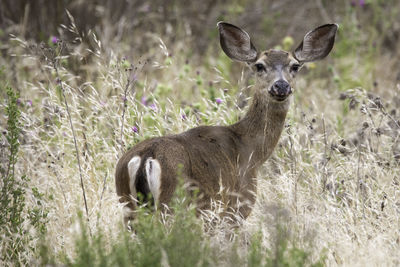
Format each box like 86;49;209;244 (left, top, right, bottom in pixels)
294;24;338;63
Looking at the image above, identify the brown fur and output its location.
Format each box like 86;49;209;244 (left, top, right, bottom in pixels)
115;23;337;224
116;86;289;220
116;50;292;220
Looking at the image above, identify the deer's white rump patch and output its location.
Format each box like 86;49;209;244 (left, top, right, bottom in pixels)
145;157;162;205
127;156;141;199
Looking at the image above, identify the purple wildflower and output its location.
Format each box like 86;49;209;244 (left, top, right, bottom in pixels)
141;96;147;106
27;100;32;107
16;98;21;105
351;0;356;6
130;72;137;81
150;103;157;111
51;36;58;44
181;113;187;120
132;126;138;133
359;0;365;6
215;98;222;105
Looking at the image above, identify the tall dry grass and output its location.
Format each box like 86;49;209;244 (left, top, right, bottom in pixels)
0;1;400;266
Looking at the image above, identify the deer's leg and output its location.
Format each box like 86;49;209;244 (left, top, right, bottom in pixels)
148;150;192;211
154;159;186;211
236;175;257;220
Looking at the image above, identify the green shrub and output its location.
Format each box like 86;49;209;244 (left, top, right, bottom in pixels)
0;86;48;266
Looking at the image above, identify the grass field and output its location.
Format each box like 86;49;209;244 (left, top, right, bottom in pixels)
1;1;400;266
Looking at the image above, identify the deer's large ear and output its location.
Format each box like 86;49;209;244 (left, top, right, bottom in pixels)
294;24;338;63
218;22;257;63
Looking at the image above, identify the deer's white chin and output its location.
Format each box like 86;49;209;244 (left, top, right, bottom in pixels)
266;94;292;112
268;93;292;103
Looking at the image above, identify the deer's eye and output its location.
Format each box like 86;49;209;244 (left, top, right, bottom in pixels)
290;64;301;72
255;63;266;72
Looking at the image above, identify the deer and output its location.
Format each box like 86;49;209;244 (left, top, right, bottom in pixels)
115;22;338;226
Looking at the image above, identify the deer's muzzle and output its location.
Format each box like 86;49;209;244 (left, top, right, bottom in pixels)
269;80;292;101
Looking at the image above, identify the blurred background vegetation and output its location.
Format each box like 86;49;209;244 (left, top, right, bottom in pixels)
1;0;400;88
1;0;399;53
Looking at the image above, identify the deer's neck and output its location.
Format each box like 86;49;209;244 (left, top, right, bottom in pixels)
230;89;290;168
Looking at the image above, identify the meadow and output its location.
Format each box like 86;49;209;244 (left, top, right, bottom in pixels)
1;0;399;266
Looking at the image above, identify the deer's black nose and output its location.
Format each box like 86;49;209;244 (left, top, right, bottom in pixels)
269;80;292;101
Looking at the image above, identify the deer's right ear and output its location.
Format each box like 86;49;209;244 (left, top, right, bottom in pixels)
218;22;257;63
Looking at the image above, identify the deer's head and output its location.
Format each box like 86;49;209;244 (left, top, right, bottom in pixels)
218;22;338;102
